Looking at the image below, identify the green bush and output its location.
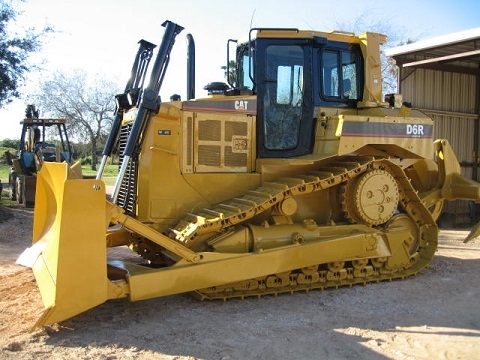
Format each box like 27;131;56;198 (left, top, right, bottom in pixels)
81;157;92;166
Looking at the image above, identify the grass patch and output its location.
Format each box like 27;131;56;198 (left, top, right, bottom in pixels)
0;163;118;186
0;164;9;182
0;190;15;223
82;164;118;186
0;147;15;182
81;164;118;176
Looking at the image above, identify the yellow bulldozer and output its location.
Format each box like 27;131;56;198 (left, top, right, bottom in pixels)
21;20;480;327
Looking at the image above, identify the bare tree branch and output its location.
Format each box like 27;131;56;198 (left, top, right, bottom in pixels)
335;10;417;96
33;69;120;170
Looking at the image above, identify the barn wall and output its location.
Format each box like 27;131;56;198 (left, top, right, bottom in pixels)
400;68;479;225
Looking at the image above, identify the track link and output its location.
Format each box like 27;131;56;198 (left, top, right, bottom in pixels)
171;156;374;243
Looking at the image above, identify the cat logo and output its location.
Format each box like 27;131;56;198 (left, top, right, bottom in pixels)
234;100;248;110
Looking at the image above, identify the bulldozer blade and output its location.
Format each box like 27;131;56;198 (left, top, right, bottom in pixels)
465;221;480;243
28;162;109;327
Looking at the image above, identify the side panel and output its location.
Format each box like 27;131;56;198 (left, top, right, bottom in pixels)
182;98;257;174
338;114;434;158
135;103;260;232
313;108;435;159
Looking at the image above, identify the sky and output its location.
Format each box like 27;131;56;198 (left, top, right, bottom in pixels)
1;0;479;139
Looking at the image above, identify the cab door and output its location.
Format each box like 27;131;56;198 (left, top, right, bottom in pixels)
256;39;315;158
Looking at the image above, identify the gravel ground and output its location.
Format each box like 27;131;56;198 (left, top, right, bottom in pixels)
1;192;480;360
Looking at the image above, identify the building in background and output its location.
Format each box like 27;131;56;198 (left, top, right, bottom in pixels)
387;28;480;226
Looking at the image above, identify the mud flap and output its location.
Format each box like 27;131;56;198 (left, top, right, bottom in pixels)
28;162;109;327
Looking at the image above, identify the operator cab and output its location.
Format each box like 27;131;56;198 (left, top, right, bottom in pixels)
17;117;74;175
230;29;365;158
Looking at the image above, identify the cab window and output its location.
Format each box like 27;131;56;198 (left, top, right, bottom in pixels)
263;45;304;150
322;49;359;101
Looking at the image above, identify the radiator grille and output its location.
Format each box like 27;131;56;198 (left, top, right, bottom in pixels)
116;122;137;216
195;117;250;172
225;121;248;140
198;145;221;166
225;146;247;167
186;116;193;166
198;120;221;141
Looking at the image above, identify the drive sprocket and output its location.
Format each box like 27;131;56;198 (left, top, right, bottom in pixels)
342;169;399;226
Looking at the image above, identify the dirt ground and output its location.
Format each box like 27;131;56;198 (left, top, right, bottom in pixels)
1;195;480;360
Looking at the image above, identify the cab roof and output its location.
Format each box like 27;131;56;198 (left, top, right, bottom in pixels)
252;28;374;44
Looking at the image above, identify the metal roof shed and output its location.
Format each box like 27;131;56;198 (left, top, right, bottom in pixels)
386;28;480;225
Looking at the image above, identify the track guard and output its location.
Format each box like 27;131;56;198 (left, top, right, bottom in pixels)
29;162;108;327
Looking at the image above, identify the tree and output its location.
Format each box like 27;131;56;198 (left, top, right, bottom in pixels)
0;138;19;149
0;1;52;107
33;69;120;170
335;12;416;96
221;60;236;87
